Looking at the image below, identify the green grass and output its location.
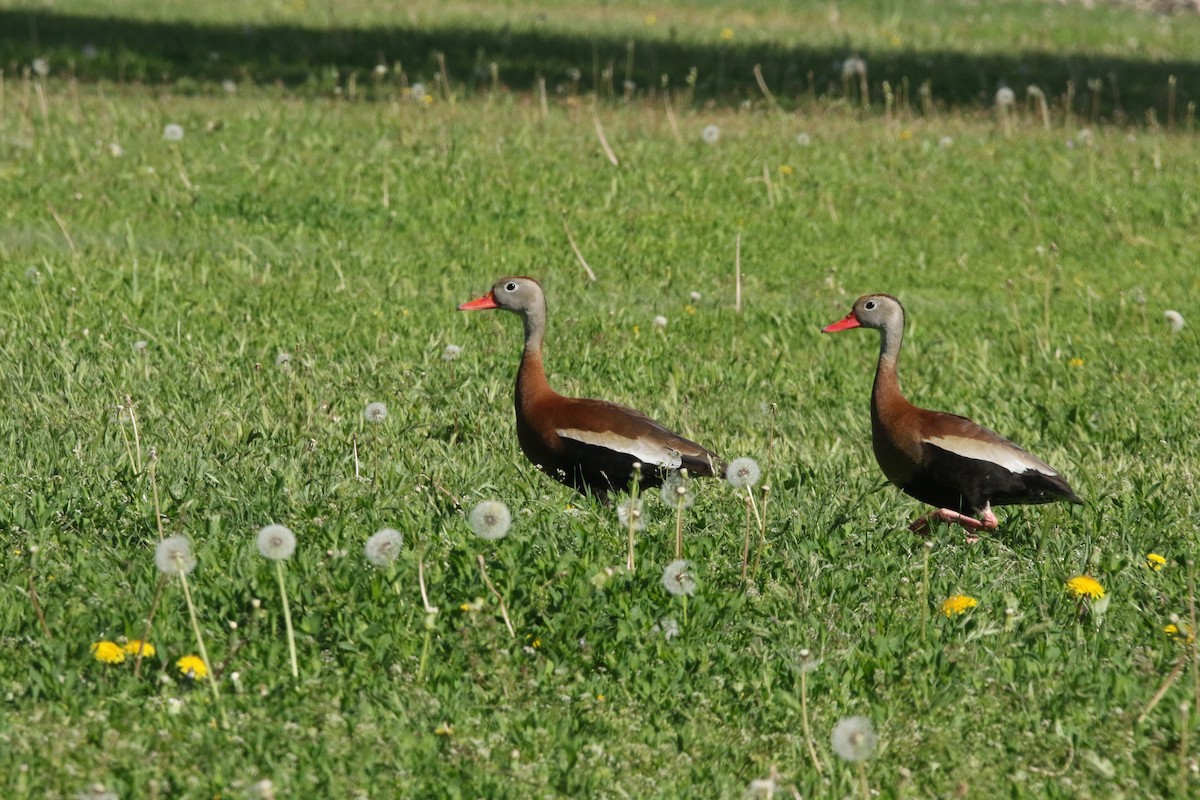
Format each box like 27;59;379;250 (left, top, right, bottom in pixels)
3;1;1200;797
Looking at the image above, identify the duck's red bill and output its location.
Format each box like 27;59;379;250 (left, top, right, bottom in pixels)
822;314;861;333
458;292;498;311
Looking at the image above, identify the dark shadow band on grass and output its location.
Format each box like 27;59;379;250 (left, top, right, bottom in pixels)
1;9;1198;123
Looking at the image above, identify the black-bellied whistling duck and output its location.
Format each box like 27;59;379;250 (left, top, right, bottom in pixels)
822;294;1082;533
458;276;721;500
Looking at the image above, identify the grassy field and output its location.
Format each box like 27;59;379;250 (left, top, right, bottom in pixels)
3;1;1200;798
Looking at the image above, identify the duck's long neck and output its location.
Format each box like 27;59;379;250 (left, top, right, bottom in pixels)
516;301;554;406
870;316;906;421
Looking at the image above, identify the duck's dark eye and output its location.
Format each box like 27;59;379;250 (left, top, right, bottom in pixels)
864;300;876;310
505;282;518;292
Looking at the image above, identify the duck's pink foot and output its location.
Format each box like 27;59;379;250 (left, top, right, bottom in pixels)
910;505;998;538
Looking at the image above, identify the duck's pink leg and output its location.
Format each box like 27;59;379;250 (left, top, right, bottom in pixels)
910;503;998;540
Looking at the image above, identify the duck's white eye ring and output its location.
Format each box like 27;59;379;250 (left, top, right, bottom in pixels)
864;300;877;310
504;282;518;292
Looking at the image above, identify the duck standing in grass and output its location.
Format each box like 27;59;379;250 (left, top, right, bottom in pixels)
822;293;1082;533
459;276;721;500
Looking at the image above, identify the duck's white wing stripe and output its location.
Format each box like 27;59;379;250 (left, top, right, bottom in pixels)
557;428;683;469
926;434;1057;476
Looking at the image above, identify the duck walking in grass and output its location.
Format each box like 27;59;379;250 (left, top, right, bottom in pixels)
822;293;1082;533
459;276;721;500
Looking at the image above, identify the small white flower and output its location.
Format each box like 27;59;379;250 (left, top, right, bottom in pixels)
275;351;292;368
469;500;511;541
364;402;388;422
32;58;50;77
82;44;99;61
1164;310;1185;333
411;82;427;100
938;136;953;148
373;64;388;77
661;559;696;596
365;528;404;567
133;340;148;352
995;86;1015;107
616;497;646;531
256;524;296;561
689;291;702;302
831;716;877;762
701;124;720;144
109;142;124;157
442;344;462;361
796;132;812;146
222;80;238;94
155;536;196;575
163;123;184;142
652;315;668;329
725;457;761;489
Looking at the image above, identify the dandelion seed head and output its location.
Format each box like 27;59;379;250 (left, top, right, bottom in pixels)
616;497;646;531
689;291;702;302
725;457;761;489
222;79;238;94
796;132;812;146
995;86;1015;107
841;57;867;79
364;401;388;422
939;136;954;148
831;715;877;762
76;783;118;800
661;559;696;596
176;654;208;679
133;340;148;352
163;123;185;142
90;641;125;665
155;535;196;575
660;473;696;510
32;58;50;77
410;83;427;100
566;67;582;82
1164;310;1185;333
373;64;388;77
652;315;668;329
256;524;296;561
469;500;512;540
275;351;292;368
365;528;404;566
702;124;720;144
442;344;463;361
653;616;680;640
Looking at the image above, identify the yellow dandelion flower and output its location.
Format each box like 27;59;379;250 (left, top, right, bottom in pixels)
1165;623;1195;642
890;34;902;46
596;694;605;702
941;595;978;617
778;165;794;176
1146;553;1166;571
420;94;434;106
1068;357;1084;368
176;654;208;679
644;14;657;25
720;28;734;41
683;304;697;315
898;129;913;141
1066;575;1105;600
91;641;126;665
435;722;454;735
633;324;640;336
124;639;156;657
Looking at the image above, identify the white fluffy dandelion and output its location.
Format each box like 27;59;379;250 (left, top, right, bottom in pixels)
796;132;812;146
32;58;50;77
155;536;196;575
1164;310;1185;333
660;472;695;510
109;142;124;157
163;123;184;142
725;457;761;489
364;402;388;422
469;500;511;541
831;716;877;762
365;528;404;567
652;315;668;329
442;344;463;361
256;524;296;561
689;291;702;302
702;124;720;144
411;82;427;100
841;57;866;79
653;616;680;641
661;559;696;596
938;136;954;148
994;86;1015;107
275;351;292;368
222;79;238;94
616;497;646;531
